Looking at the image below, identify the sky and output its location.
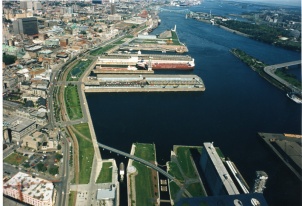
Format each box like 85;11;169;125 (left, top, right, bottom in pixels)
231;0;301;6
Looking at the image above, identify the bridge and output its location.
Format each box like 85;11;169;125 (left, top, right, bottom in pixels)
97;142;176;181
159;8;191;14
264;60;301;93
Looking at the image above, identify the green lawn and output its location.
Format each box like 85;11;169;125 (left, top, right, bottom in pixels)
90;44;116;56
186;182;206;197
215;147;225;158
4;153;28;166
73;123;91;140
171;31;182;45
132;143;157;206
68;191;77;206
176;147;197;178
74;131;94;184
168;161;184;182
64;85;83;120
169;181;181;201
275;68;301;88
66;59;93;81
96;162;113;183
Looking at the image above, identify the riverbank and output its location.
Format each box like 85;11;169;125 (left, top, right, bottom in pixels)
230;48;301;92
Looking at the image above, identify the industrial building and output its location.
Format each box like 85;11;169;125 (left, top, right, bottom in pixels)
3;172;55;206
97;184;116;205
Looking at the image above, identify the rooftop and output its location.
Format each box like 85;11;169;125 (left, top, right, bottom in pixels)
3;172;54;202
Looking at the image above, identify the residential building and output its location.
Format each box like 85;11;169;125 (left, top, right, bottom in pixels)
3;172;55;206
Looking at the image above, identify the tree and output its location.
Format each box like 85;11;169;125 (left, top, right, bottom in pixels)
36;162;47;172
3;54;17;65
48;166;59;175
57;144;62;150
55;153;63;160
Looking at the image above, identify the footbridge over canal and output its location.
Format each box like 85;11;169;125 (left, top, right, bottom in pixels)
97;142;176;181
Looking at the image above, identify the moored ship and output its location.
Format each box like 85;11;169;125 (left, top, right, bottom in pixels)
119;162;125;181
286;92;302;104
136;59;195;70
151;62;194;70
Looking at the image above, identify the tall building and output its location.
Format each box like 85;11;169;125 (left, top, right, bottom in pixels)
200;142;240;196
110;2;116;14
13;17;39;36
20;0;27;10
33;2;42;10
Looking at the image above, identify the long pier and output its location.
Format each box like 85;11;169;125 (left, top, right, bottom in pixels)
97;142;176;181
264;60;301;93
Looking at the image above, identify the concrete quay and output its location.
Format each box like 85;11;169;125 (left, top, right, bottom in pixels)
84;74;206;92
263;60;301;93
258;132;302;181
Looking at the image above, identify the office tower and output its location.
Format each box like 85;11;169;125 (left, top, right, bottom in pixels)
13;17;39;36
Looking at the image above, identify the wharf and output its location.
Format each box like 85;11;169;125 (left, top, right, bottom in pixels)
84;74;205;92
258;132;302;181
93;68;154;74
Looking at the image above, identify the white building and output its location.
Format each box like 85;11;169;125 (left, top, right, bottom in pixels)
3;172;55;206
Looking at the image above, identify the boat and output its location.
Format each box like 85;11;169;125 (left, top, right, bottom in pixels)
286;92;302;104
136;60;148;70
119;162;125;181
151;62;194;70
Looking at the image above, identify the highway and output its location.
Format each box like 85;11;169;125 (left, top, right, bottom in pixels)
264;60;301;93
97;142;175;181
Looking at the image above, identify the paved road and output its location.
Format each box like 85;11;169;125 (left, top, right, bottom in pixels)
56;134;70;206
264;60;301;93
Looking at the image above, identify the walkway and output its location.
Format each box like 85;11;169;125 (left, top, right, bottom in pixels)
97;142;176;181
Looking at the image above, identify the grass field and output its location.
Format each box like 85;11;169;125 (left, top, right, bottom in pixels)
171;31;182;45
275;68;301;88
186;182;206;197
176;147;197;178
73;123;91;140
168;161;184;182
68;191;77;206
64;85;83;120
4;153;28;166
90;44;116;56
96;162;113;183
74;128;94;184
66;59;93;81
169;181;181;201
132;143;157;206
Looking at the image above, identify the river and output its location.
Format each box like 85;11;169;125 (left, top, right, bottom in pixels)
86;2;301;205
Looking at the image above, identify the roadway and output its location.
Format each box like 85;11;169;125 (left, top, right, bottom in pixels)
263;60;301;93
55;134;70;206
